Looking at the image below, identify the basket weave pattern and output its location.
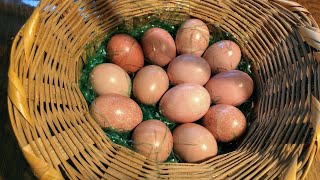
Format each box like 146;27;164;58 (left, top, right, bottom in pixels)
8;0;320;179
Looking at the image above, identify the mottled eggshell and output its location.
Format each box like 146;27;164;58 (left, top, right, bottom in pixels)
173;123;218;163
90;94;142;131
141;28;176;67
203;40;241;73
167;54;211;86
205;70;254;106
90;63;131;97
133;65;169;105
202;104;247;143
175;19;210;56
159;83;211;123
132;120;173;162
107;34;144;73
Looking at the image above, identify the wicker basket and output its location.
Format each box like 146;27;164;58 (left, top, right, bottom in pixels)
8;0;320;179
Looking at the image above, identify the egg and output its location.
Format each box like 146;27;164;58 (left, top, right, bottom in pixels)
89;63;131;97
159;83;211;123
107;34;144;73
133;65;169;105
141;28;176;67
89;94;142;131
173;123;218;163
202;104;247;143
175;19;210;56
205;70;253;106
132;120;173;162
203;40;241;73
167;54;211;86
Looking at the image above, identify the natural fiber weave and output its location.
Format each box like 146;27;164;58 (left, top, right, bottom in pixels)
8;0;320;179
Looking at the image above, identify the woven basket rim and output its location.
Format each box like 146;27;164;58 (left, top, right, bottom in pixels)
7;0;320;179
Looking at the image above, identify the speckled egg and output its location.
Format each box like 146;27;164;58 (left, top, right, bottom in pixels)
175;19;210;56
167;54;211;86
132;120;173;162
141;28;176;67
90;94;142;131
173;123;218;163
203;40;241;74
89;63;131;97
205;70;254;106
133;65;169;105
159;83;211;123
202;104;247;143
107;34;144;73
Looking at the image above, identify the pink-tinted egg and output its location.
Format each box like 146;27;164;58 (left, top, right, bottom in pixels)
175;19;210;56
133;65;169;105
107;34;144;73
173;123;218;163
132;120;173;162
159;83;211;123
205;70;253;106
167;54;211;86
90;94;142;131
202;104;247;143
141;28;176;67
203;40;241;73
90;63;131;97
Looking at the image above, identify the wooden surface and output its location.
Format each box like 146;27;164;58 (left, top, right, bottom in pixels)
296;0;320;26
0;0;319;179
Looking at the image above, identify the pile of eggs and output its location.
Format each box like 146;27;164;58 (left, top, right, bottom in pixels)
89;19;254;163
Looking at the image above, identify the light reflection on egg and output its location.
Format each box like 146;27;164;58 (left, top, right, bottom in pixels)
133;65;169;105
173;123;218;163
202;104;247;143
203;40;241;74
167;54;211;86
159;83;211;123
132;120;173;162
205;70;253;106
175;19;210;56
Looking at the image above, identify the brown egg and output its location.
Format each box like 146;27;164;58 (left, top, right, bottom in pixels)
203;40;241;73
175;19;210;56
205;70;253;106
159;83;210;123
90;94;142;131
202;104;247;143
90;63;131;97
167;54;211;86
133;65;169;105
173;123;218;163
132;120;173;162
107;34;144;73
141;28;176;67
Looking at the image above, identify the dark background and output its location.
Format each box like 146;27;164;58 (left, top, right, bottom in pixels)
0;0;318;179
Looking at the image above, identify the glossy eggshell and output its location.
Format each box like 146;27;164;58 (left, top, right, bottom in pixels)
173;123;218;163
107;34;144;73
133;65;169;105
132;120;173;162
141;28;176;67
202;104;247;143
203;40;241;73
175;19;210;56
167;54;211;86
159;83;211;123
205;70;254;106
89;94;142;131
90;63;131;97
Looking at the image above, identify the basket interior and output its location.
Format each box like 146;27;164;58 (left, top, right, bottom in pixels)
8;0;320;179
